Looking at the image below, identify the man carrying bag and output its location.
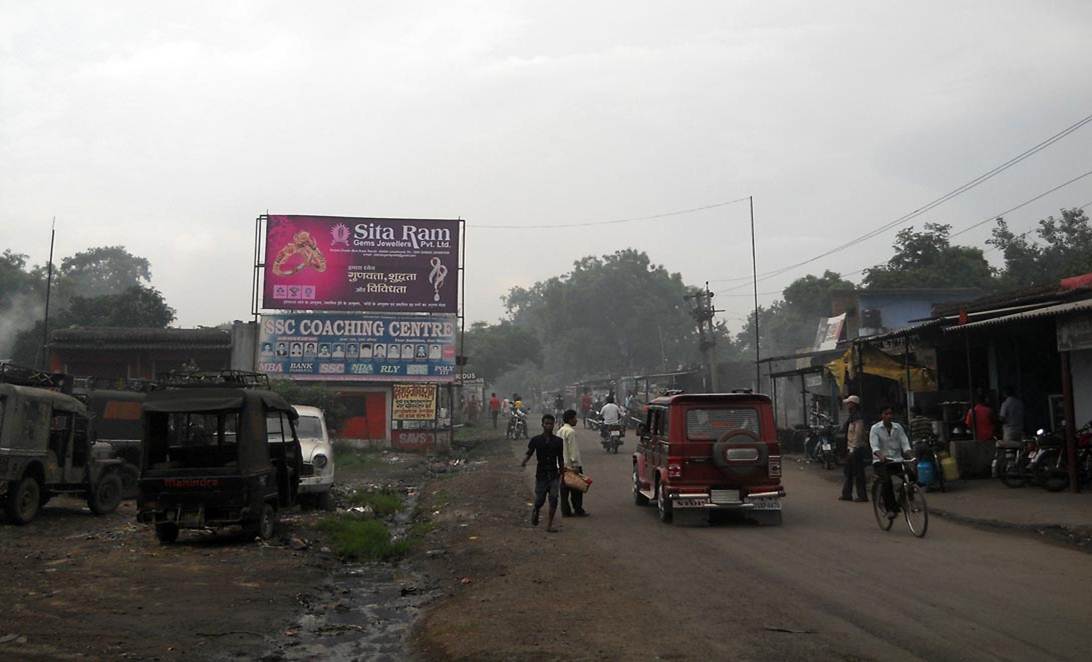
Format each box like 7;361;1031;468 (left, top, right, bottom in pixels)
558;410;590;517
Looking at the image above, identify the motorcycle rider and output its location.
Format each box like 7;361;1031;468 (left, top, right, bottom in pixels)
599;395;622;439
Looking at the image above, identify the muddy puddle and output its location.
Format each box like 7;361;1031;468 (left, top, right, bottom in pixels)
250;488;441;661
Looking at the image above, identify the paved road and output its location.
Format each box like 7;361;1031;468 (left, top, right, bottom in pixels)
564;427;1092;661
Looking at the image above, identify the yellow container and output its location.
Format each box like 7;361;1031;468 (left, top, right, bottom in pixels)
939;453;960;481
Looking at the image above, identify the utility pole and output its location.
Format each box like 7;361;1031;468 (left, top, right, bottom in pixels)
684;282;721;392
39;218;56;370
750;196;761;392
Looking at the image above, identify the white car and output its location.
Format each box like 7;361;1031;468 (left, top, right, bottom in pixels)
292;405;335;507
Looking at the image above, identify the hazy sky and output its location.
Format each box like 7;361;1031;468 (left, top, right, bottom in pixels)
3;1;1091;332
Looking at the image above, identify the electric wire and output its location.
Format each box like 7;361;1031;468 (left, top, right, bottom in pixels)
714;111;1092;289
472;196;750;229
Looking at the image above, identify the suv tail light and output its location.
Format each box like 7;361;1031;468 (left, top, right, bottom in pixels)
768;455;782;478
667;463;682;479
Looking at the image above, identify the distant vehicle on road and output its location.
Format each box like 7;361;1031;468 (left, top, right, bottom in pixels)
633;392;784;525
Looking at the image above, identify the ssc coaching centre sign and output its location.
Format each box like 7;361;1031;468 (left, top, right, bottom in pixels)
262;215;459;313
258;313;457;382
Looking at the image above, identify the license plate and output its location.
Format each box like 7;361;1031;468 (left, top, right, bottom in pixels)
821;442;832;451
748;496;781;511
673;496;710;508
710;489;740;504
610;430;621;437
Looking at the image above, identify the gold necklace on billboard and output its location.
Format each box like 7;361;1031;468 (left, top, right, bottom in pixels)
428;257;448;302
272;231;328;276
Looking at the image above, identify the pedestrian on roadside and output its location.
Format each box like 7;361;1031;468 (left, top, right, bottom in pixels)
999;386;1024;443
558;409;588;518
909;405;935;441
489;393;501;429
964;393;996;441
520;414;565;533
839;395;869;502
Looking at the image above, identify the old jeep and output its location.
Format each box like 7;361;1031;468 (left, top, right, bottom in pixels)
1;383;126;524
632;392;784;525
137;376;302;543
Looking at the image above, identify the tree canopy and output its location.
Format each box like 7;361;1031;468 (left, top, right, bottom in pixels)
989;207;1092;290
862;223;993;290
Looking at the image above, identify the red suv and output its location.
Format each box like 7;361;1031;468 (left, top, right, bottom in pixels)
633;392;784;525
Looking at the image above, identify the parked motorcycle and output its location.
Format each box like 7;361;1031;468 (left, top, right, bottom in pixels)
997;429;1064;489
804;406;836;469
601;423;624;454
1039;423;1092;492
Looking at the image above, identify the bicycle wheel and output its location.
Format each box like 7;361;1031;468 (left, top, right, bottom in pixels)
902;481;928;538
871;479;893;531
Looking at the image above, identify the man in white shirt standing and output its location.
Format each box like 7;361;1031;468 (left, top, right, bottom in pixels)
558;410;587;517
870;406;912;519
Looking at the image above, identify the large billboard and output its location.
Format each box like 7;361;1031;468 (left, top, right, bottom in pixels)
258;313;457;382
262;215;459;313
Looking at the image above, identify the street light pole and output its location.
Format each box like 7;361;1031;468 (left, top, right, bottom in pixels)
750;196;761;392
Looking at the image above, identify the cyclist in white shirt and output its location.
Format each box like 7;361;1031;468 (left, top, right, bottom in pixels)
870;406;912;519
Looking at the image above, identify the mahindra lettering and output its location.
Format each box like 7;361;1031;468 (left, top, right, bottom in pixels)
632;392;784;525
136;374;303;543
262;215;459;313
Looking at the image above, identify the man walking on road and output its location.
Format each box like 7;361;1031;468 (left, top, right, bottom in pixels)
558;409;588;518
870;406;912;519
521;414;565;533
839;395;868;502
489;393;501;429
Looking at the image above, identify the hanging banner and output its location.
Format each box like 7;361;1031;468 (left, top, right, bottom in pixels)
392;384;438;420
813;313;846;351
258;313;457;382
262;215;459;313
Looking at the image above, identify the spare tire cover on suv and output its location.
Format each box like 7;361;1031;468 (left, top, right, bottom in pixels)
712;429;768;479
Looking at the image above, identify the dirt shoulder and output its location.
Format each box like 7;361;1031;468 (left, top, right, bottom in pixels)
411;428;694;661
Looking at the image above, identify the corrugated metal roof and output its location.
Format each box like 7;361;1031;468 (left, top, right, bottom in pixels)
49;327;232;349
944;298;1092;332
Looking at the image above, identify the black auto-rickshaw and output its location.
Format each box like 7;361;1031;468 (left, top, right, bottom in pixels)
137;386;302;543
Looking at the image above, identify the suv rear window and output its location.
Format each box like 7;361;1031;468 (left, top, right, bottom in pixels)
685;408;759;440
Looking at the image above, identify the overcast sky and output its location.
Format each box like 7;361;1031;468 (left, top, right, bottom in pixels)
3;1;1091;332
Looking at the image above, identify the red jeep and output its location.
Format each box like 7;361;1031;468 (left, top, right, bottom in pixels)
632;392;784;525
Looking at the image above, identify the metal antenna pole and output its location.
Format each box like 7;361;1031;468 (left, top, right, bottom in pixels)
750;196;761;391
39;218;56;370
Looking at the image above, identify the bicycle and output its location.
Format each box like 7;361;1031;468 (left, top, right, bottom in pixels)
871;459;928;538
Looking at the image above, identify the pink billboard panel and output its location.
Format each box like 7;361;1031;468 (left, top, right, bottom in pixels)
262;215;459;313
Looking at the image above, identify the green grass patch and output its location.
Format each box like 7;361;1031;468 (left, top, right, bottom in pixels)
345;488;403;517
333;442;382;473
318;516;411;561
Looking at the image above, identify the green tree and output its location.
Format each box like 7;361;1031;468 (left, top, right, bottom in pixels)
56;245;152;302
735;271;855;357
862;223;994;290
989;208;1092;289
502;250;702;384
461;320;543;384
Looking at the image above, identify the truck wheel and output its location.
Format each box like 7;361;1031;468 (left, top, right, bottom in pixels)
656;484;673;524
257;503;277;540
155;522;179;544
633;467;649;506
88;472;123;515
5;476;42;525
